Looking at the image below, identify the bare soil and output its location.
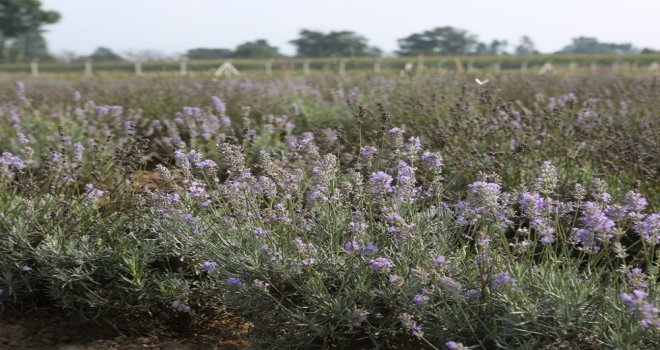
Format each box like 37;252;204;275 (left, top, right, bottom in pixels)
0;312;251;350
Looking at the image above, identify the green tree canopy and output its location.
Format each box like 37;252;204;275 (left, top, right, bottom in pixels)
232;39;280;59
560;36;636;54
0;0;60;38
0;0;60;63
515;36;539;55
397;26;478;56
90;47;123;61
290;30;380;57
186;48;232;60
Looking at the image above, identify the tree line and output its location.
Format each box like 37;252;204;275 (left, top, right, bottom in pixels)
0;0;657;64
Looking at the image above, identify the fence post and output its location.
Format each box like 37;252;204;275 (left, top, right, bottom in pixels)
416;55;425;75
303;60;310;75
467;61;474;73
493;62;501;74
85;59;93;77
521;61;528;73
265;59;273;75
31;59;39;77
180;60;188;76
339;59;346;77
135;61;142;76
374;59;382;74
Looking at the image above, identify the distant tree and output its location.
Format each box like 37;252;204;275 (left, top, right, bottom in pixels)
515;36;539;55
290;30;379;57
232;39;280;58
397;27;478;56
90;47;123;61
640;47;657;54
186;48;233;60
560;36;637;54
0;0;60;63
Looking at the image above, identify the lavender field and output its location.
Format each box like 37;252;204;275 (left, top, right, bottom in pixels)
0;74;659;349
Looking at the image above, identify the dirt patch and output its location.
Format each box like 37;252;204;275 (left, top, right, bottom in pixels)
0;312;252;350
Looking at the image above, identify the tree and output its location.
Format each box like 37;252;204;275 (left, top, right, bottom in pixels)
560;36;637;54
90;47;123;61
290;30;380;57
515;36;538;55
185;48;232;60
397;27;478;56
0;0;60;63
232;39;280;58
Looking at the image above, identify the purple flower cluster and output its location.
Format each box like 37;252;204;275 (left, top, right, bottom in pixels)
620;290;660;329
200;261;218;273
225;277;244;287
95;105;123;117
370;171;393;195
571;201;616;251
635;214;660;245
360;146;378;158
170;299;191;313
412;291;430;305
421;151;443;172
343;241;379;256
446;341;468;350
395;161;418;204
370;257;395;272
489;272;517;291
211;96;226;115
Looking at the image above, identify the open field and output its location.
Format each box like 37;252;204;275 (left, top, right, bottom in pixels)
0;73;659;349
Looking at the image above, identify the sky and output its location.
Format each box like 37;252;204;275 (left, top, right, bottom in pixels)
39;0;660;57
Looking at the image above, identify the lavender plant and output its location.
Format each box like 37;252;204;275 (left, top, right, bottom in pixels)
0;76;658;349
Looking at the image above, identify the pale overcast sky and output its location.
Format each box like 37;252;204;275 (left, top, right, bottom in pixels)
40;0;660;57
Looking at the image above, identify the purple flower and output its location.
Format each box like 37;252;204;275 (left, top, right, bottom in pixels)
344;240;361;252
446;341;467;350
300;258;317;267
411;325;424;338
211;96;226;114
164;193;181;203
359;242;379;256
519;192;544;218
370;171;393;195
170;299;191;313
490;272;517;290
252;227;269;236
579;202;615;243
370;257;395;272
465;289;481;298
412;293;430;305
200;261;218;273
195;159;217;169
404;136;422;154
360;146;378;158
395;161;418;203
635;213;660;245
432;256;447;267
388;274;404;287
421;151;443;171
225;277;244;287
621;290;660;329
624;192;648;212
